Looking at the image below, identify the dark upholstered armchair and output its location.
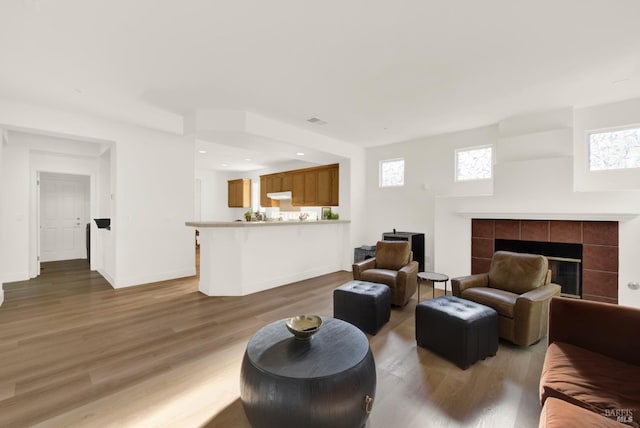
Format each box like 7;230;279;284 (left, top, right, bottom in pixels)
352;241;418;306
452;251;561;347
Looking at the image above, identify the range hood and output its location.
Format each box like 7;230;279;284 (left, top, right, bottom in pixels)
267;191;292;200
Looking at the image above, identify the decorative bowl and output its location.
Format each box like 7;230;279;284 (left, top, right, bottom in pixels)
285;315;323;340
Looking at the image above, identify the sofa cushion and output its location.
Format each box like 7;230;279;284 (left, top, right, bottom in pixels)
461;287;517;318
360;269;398;288
541;342;640;427
539;397;628;428
375;241;411;270
488;251;548;294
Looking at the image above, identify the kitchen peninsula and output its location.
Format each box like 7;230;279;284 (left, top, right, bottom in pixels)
186;220;351;296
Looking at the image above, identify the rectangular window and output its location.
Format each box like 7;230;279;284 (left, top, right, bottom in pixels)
589;127;640;171
455;146;492;181
379;158;404;187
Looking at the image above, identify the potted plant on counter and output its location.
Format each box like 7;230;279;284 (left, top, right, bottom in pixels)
244;210;252;222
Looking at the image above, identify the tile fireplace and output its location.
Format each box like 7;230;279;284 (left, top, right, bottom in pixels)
495;239;582;298
471;219;618;304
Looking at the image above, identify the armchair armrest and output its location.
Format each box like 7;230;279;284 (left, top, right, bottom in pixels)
451;273;488;297
353;257;376;280
398;260;418;276
518;283;562;303
398;260;419;304
511;283;560;346
548;296;640;366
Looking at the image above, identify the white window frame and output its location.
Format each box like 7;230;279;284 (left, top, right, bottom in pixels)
454;145;493;182
379;158;405;187
587;125;640;172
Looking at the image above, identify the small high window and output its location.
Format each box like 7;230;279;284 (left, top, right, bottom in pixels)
379;158;404;187
455;146;492;181
589;127;640;171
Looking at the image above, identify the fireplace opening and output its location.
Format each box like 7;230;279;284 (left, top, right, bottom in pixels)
495;239;582;298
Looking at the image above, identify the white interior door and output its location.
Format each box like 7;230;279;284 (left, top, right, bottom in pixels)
40;174;88;262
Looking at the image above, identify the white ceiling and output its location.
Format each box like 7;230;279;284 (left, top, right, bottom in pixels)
2;0;640;158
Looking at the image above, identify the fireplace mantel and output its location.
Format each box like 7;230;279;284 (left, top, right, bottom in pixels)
459;212;637;222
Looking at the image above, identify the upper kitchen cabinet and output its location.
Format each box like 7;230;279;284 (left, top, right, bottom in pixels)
316;165;339;206
263;163;339;207
228;178;251;208
260;174;285;207
281;173;293;192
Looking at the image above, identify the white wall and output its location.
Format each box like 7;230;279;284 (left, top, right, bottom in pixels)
195;168;232;221
2;131;113;282
573;99;640;307
365;102;640;307
0;98;195;289
574;98;640;191
1;144;30;282
364;125;498;271
0;129;5;305
112;130;195;287
0;97;366;292
97;148;115;282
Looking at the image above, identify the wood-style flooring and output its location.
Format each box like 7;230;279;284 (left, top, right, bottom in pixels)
0;259;545;427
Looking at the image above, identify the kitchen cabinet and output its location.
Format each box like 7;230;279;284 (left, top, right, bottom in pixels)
262;163;339;207
317;166;338;206
260;174;287;207
266;174;283;194
282;173;293;192
228;178;251;208
260;176;277;207
303;170;317;205
296;164;338;206
331;167;339;205
291;173;305;206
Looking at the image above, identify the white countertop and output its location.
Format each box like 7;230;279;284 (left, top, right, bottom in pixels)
186;219;350;228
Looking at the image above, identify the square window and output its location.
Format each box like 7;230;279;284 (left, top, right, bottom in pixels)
589;127;640;171
455;146;492;181
379;159;404;187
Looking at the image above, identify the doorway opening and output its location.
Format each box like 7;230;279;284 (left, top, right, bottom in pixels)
38;172;91;270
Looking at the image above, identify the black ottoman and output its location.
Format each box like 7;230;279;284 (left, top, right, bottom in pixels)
415;296;498;369
334;281;391;335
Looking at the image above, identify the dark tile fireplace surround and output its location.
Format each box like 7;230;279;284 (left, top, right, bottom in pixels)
471;219;619;304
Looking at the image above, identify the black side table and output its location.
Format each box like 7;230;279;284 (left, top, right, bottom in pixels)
240;317;376;428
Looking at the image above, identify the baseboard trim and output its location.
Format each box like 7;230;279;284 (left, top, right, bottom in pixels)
113;267;196;289
2;271;30;283
97;268;116;288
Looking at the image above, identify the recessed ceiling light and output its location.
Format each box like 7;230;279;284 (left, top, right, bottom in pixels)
198;150;207;154
221;163;228;167
245;158;252;161
296;152;305;156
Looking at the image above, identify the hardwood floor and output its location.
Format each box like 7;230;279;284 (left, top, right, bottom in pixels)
0;260;545;427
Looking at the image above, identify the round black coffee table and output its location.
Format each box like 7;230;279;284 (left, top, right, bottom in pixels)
240;317;376;428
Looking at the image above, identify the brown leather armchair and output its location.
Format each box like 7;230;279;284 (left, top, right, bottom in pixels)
352;241;418;306
451;251;561;346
